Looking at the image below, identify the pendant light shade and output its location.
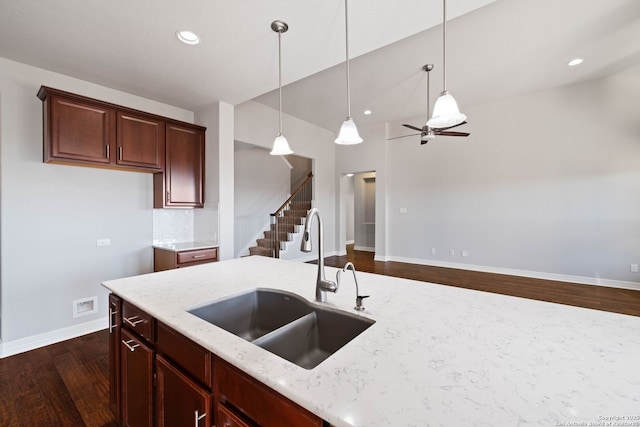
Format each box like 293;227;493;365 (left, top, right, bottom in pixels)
427;0;466;129
270;133;293;155
335;0;363;145
270;20;293;156
335;118;362;145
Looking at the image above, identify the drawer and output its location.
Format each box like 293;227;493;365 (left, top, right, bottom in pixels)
177;248;217;265
217;404;253;427
122;301;154;343
214;359;323;427
156;322;211;389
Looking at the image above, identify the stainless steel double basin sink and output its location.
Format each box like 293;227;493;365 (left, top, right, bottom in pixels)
187;288;374;369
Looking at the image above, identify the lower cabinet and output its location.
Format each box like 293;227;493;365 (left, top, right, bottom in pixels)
156;356;211;427
121;328;154;427
110;296;327;427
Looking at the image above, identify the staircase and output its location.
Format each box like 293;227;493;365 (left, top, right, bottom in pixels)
248;172;313;258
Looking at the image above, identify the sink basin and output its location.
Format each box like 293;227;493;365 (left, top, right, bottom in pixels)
187;288;374;369
187;288;313;341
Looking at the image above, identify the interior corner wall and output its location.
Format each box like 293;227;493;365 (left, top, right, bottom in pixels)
353;172;376;251
0;57;195;346
386;71;640;285
234;101;337;256
195;101;233;252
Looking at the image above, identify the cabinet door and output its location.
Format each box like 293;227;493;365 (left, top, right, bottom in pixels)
157;123;205;208
156;355;211;427
121;329;154;427
46;94;115;165
108;294;122;422
116;111;164;171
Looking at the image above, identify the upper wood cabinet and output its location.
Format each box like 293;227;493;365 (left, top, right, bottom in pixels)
116;111;165;170
43;93;115;166
154;123;205;208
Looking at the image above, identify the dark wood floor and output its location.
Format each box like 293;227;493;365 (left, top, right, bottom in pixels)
2;250;638;426
322;245;640;317
0;330;117;427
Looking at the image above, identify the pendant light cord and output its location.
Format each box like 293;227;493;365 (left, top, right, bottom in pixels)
278;29;283;134
442;0;447;92
345;0;352;119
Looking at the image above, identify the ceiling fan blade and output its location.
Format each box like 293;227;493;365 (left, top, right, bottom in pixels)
436;131;470;137
436;121;467;131
386;133;421;141
402;124;423;132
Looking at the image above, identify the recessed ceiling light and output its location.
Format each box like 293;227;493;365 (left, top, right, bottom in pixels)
176;30;200;45
346;173;354;177
364;110;372;115
568;58;583;67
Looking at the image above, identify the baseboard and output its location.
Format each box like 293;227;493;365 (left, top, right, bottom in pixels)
387;256;640;291
0;317;108;358
354;246;375;252
346;240;355;245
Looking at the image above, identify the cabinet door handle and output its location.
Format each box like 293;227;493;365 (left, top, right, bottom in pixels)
166;191;170;203
122;339;140;352
123;316;144;327
109;308;118;333
118;146;123;160
194;410;206;426
105;145;110;159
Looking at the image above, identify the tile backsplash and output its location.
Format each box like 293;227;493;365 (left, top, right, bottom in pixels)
153;208;219;245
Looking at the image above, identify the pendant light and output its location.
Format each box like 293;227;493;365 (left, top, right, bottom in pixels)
270;20;293;156
335;0;363;145
427;0;467;129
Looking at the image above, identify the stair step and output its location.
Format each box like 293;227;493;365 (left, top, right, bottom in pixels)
264;230;290;241
257;238;286;248
249;246;273;257
274;216;303;226
290;201;311;210
283;209;308;218
270;223;296;233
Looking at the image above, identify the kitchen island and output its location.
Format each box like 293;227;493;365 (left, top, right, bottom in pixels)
103;256;640;426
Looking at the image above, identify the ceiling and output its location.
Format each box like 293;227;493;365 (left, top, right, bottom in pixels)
1;0;639;136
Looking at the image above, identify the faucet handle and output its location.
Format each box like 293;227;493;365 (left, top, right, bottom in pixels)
355;295;369;311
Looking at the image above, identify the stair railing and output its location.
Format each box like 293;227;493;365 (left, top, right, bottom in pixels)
270;172;313;258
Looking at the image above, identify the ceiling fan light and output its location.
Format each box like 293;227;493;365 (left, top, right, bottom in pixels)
427;91;467;129
335;117;363;145
270;134;293;155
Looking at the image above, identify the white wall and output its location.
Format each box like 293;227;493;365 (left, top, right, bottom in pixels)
235;101;337;256
0;57;195;349
382;71;640;286
234;146;291;257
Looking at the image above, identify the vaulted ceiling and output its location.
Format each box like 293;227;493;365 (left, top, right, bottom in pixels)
1;0;639;134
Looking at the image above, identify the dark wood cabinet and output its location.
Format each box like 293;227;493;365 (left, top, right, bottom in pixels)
153;246;218;272
156;356;211;427
110;296;325;427
108;294;122;422
43;93;115;166
121;328;154;427
116;111;165;170
154;123;205;208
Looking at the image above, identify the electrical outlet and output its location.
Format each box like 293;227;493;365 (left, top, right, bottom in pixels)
97;238;111;247
431;248;437;255
632;264;639;273
73;296;98;318
449;249;455;256
462;250;469;257
399;208;408;214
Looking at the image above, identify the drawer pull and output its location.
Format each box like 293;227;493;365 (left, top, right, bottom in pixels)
194;410;206;426
122;339;140;352
109;308;118;333
192;254;207;259
123;316;144;327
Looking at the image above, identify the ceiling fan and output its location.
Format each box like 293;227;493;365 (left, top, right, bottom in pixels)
393;64;470;145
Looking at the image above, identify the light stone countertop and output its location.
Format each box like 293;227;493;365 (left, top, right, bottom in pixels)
152;240;218;252
102;256;640;427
